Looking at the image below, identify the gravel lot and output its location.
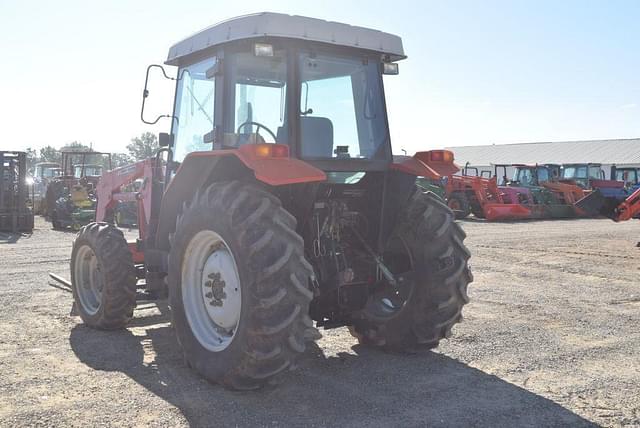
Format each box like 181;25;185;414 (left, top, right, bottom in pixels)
0;216;638;427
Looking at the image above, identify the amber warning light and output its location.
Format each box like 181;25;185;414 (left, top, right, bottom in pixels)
247;144;290;158
429;151;454;163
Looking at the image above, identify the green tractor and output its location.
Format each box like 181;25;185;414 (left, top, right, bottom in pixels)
45;152;111;230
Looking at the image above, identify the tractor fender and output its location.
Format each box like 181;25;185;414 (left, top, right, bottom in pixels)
155;147;326;251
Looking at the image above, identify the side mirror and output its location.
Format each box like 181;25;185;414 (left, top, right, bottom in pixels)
141;64;180;125
159;133;174;148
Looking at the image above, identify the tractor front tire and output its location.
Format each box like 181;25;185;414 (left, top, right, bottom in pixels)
471;204;486;219
447;193;471;219
350;191;473;350
168;181;318;390
70;223;137;329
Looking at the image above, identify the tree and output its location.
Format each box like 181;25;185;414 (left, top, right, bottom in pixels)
127;132;158;161
24;147;38;171
61;141;92;152
111;153;133;168
39;145;61;163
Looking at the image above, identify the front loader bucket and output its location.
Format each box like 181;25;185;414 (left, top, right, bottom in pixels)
483;204;533;221
575;190;605;216
575;190;620;219
547;205;579;219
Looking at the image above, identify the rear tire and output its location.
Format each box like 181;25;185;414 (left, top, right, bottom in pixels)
70;222;137;329
350;191;472;350
168;181;318;390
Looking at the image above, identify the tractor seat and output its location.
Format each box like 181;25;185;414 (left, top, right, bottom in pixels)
71;185;89;202
300;116;334;158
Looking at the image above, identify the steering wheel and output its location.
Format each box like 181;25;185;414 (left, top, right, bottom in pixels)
236;121;278;143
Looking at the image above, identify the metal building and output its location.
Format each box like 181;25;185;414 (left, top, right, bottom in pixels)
446;138;640;178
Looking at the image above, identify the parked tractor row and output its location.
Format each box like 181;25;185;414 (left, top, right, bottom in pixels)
0;150;141;233
417;153;640;222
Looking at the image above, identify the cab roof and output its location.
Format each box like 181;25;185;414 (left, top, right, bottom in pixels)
166;12;406;66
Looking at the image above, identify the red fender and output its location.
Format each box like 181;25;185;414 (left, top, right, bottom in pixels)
391;150;460;179
155;144;326;251
178;144;326;186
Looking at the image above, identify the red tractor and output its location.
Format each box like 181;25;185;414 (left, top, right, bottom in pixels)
66;13;472;390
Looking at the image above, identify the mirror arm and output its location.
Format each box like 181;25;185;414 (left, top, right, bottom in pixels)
140;64;183;126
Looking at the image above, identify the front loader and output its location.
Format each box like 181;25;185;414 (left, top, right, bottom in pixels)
576;186;640;246
483;164;585;221
65;13;473;390
413;151;503;219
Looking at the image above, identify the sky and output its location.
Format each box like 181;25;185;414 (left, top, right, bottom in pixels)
0;0;638;155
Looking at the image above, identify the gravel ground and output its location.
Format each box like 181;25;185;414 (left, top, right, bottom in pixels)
0;216;638;427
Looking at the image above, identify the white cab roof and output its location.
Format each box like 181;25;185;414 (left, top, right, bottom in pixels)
166;12;405;65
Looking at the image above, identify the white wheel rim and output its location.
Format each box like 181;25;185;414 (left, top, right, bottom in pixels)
74;244;103;316
182;230;242;352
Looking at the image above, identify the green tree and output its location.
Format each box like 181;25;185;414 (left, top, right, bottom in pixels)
24;147;38;171
111;153;133;168
61;141;92;152
39;145;61;163
127;132;158;161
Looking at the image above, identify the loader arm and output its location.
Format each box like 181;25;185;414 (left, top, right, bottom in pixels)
95;158;161;238
615;187;640;222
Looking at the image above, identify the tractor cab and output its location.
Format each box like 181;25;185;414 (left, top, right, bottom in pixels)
511;164;552;187
145;13;404;174
510;164;561;185
34;162;62;180
611;166;640;186
561;163;606;189
58;151;112;184
73;164;103;178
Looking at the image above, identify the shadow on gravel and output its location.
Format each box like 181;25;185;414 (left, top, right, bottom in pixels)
0;231;29;244
69;311;597;427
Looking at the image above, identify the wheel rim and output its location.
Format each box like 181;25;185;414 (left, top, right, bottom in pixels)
74;244;103;316
182;230;242;352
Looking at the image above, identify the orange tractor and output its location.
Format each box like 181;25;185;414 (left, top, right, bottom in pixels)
411;150;503;219
445;165;503;219
58;13;473;390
